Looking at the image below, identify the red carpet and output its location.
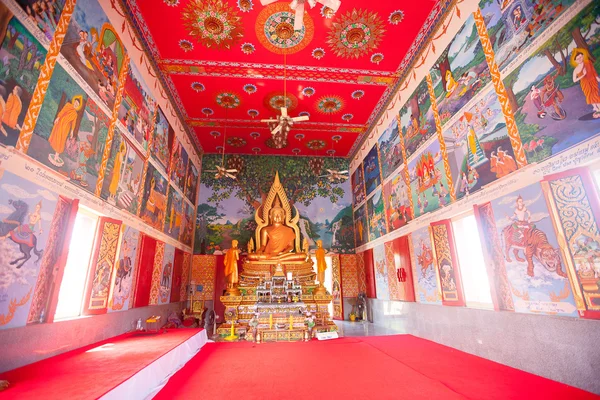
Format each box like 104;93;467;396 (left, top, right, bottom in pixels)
155;335;598;400
0;328;202;400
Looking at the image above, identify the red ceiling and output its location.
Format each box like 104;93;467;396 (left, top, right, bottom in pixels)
124;0;439;156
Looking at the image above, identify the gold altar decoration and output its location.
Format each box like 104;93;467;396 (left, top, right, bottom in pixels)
218;172;337;341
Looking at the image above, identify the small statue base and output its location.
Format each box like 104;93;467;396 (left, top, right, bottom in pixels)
313;285;327;295
225;287;242;296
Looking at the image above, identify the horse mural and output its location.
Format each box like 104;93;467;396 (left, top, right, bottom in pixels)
0;199;44;269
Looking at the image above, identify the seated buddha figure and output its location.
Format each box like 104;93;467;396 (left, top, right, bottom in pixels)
248;203;307;262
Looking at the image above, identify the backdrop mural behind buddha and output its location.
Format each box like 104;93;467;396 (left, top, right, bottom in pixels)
195;155;354;255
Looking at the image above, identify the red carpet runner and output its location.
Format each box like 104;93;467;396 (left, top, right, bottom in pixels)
0;328;202;400
155;335;597;400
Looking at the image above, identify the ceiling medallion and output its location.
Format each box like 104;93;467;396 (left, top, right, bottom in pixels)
327;9;385;59
241;42;256;54
302;87;316;97
179;39;194;52
342;113;353;121
210;130;221;138
252;147;261;154
164;0;180;6
248;109;260;118
227;136;247;148
265;91;298;112
306;139;327;150
332;134;342;141
250;132;260;139
216;92;241;109
191;82;205;92
295;133;305;141
182;0;244;50
243;84;257;94
312;48;325;59
351;89;364;99
326;149;336;156
256;3;314;55
216;145;224;152
370;52;384;64
321;6;336;19
202;107;214;116
389;10;405;25
292;148;301;154
237;0;253;12
316;95;344;114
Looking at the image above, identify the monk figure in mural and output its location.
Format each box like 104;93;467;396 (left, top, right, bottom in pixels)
48;95;83;167
0;86;23;136
248;201;306;262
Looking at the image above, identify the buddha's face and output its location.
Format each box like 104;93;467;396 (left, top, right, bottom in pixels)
270;208;285;224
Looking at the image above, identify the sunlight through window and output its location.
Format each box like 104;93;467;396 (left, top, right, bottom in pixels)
452;214;493;309
54;210;98;320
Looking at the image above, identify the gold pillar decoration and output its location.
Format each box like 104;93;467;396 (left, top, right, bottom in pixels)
16;0;78;153
95;55;131;196
473;8;527;168
396;115;414;220
426;73;456;202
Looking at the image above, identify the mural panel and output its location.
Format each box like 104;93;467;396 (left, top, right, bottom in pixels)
383;168;412;233
407;139;451;218
0;170;58;329
170;138;188;193
410;226;441;304
29;64;110;194
139;162;168;230
373;243;389;300
158;243;175;305
16;0;66;40
399;78;436;159
0;14;47;148
59;0;125;110
367;187;386;242
180;201;194;247
444;90;519;200
430;14;492;127
164;184;183;241
378;118;403;180
152;107;173;172
351;164;366;208
184;162;198;205
362;146;381;196
503;2;600;163
354;203;368;249
108;225;139;312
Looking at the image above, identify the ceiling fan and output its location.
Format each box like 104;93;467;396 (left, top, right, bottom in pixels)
204;110;238;180
319;168;349;182
259;0;341;31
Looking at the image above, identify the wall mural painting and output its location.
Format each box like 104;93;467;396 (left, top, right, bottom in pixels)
184;162;198;205
367;188;386;242
503;1;600;163
378;118;404;180
351;164;366;208
16;0;66;41
408;139;451;218
196;154;353;255
478;0;575;72
488;182;578;316
399;78;437;160
180;201;194;247
354;203;368;249
410;226;441;304
170;138;188;193
444;90;519;200
362;146;381;197
117;62;156;152
29;64;110;194
430;14;492;127
152;107;173;173
383;169;412;233
0;11;47;149
108;225;139;312
140;162;168;230
100;132;144;215
59;0;125;111
164;184;183;241
158;243;175;305
372;243;389;300
0;170;58;329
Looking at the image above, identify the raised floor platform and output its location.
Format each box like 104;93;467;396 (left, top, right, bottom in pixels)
0;328;207;400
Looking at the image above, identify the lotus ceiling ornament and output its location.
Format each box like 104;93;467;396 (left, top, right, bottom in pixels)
259;0;341;31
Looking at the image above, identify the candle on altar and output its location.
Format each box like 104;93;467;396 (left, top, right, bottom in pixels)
289;315;294;330
230;324;235;337
269;313;273;329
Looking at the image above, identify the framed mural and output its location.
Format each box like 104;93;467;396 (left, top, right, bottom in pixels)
444;89;519;199
164;184;183;241
378;118;403;180
180;201;194;246
100;132;145;214
372;244;389;301
170;138;189;193
351;164;366;208
108;225;140;312
431;220;465;306
59;0;125;111
354;203;368;248
117;61;156;152
362;146;381;196
139;162;168;230
29;64;110;194
407;139;451;218
503;1;600;163
383;168;412;233
367;188;386;242
184;162;198;205
409;226;441;305
0;170;58;329
0;11;47;148
398;78;436;159
152;107;173;173
15;0;67;40
430;14;492;127
158;243;175;305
